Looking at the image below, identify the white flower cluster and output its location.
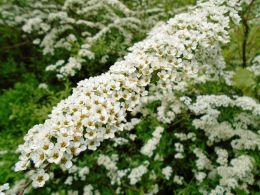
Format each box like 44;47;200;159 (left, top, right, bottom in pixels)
97;154;128;186
162;166;172;180
156;94;183;123
1;0;142;78
173;175;184;185
217;155;254;191
128;161;149;185
174;142;185;159
0;183;9;195
83;185;94;195
215;147;228;166
193;148;212;171
97;154;118;172
174;132;196;142
144;184;159;195
14;0;246;188
140;126;164;157
187;94;259;193
188;95;260;149
64;165;90;185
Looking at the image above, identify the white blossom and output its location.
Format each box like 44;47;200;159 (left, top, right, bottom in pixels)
141;126;164;157
128;162;149;185
162;166;172;180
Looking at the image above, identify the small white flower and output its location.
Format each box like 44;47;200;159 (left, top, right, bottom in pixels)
14;160;30;172
32;150;46;167
32;169;50;188
87;139;101;150
57;137;70;152
48;148;63;164
60;154;73;170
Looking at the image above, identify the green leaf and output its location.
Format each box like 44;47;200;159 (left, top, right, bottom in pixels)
232;67;256;96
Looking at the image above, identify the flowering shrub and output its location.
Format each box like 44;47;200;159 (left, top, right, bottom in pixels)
1;0;142;78
0;0;186;79
0;0;259;194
